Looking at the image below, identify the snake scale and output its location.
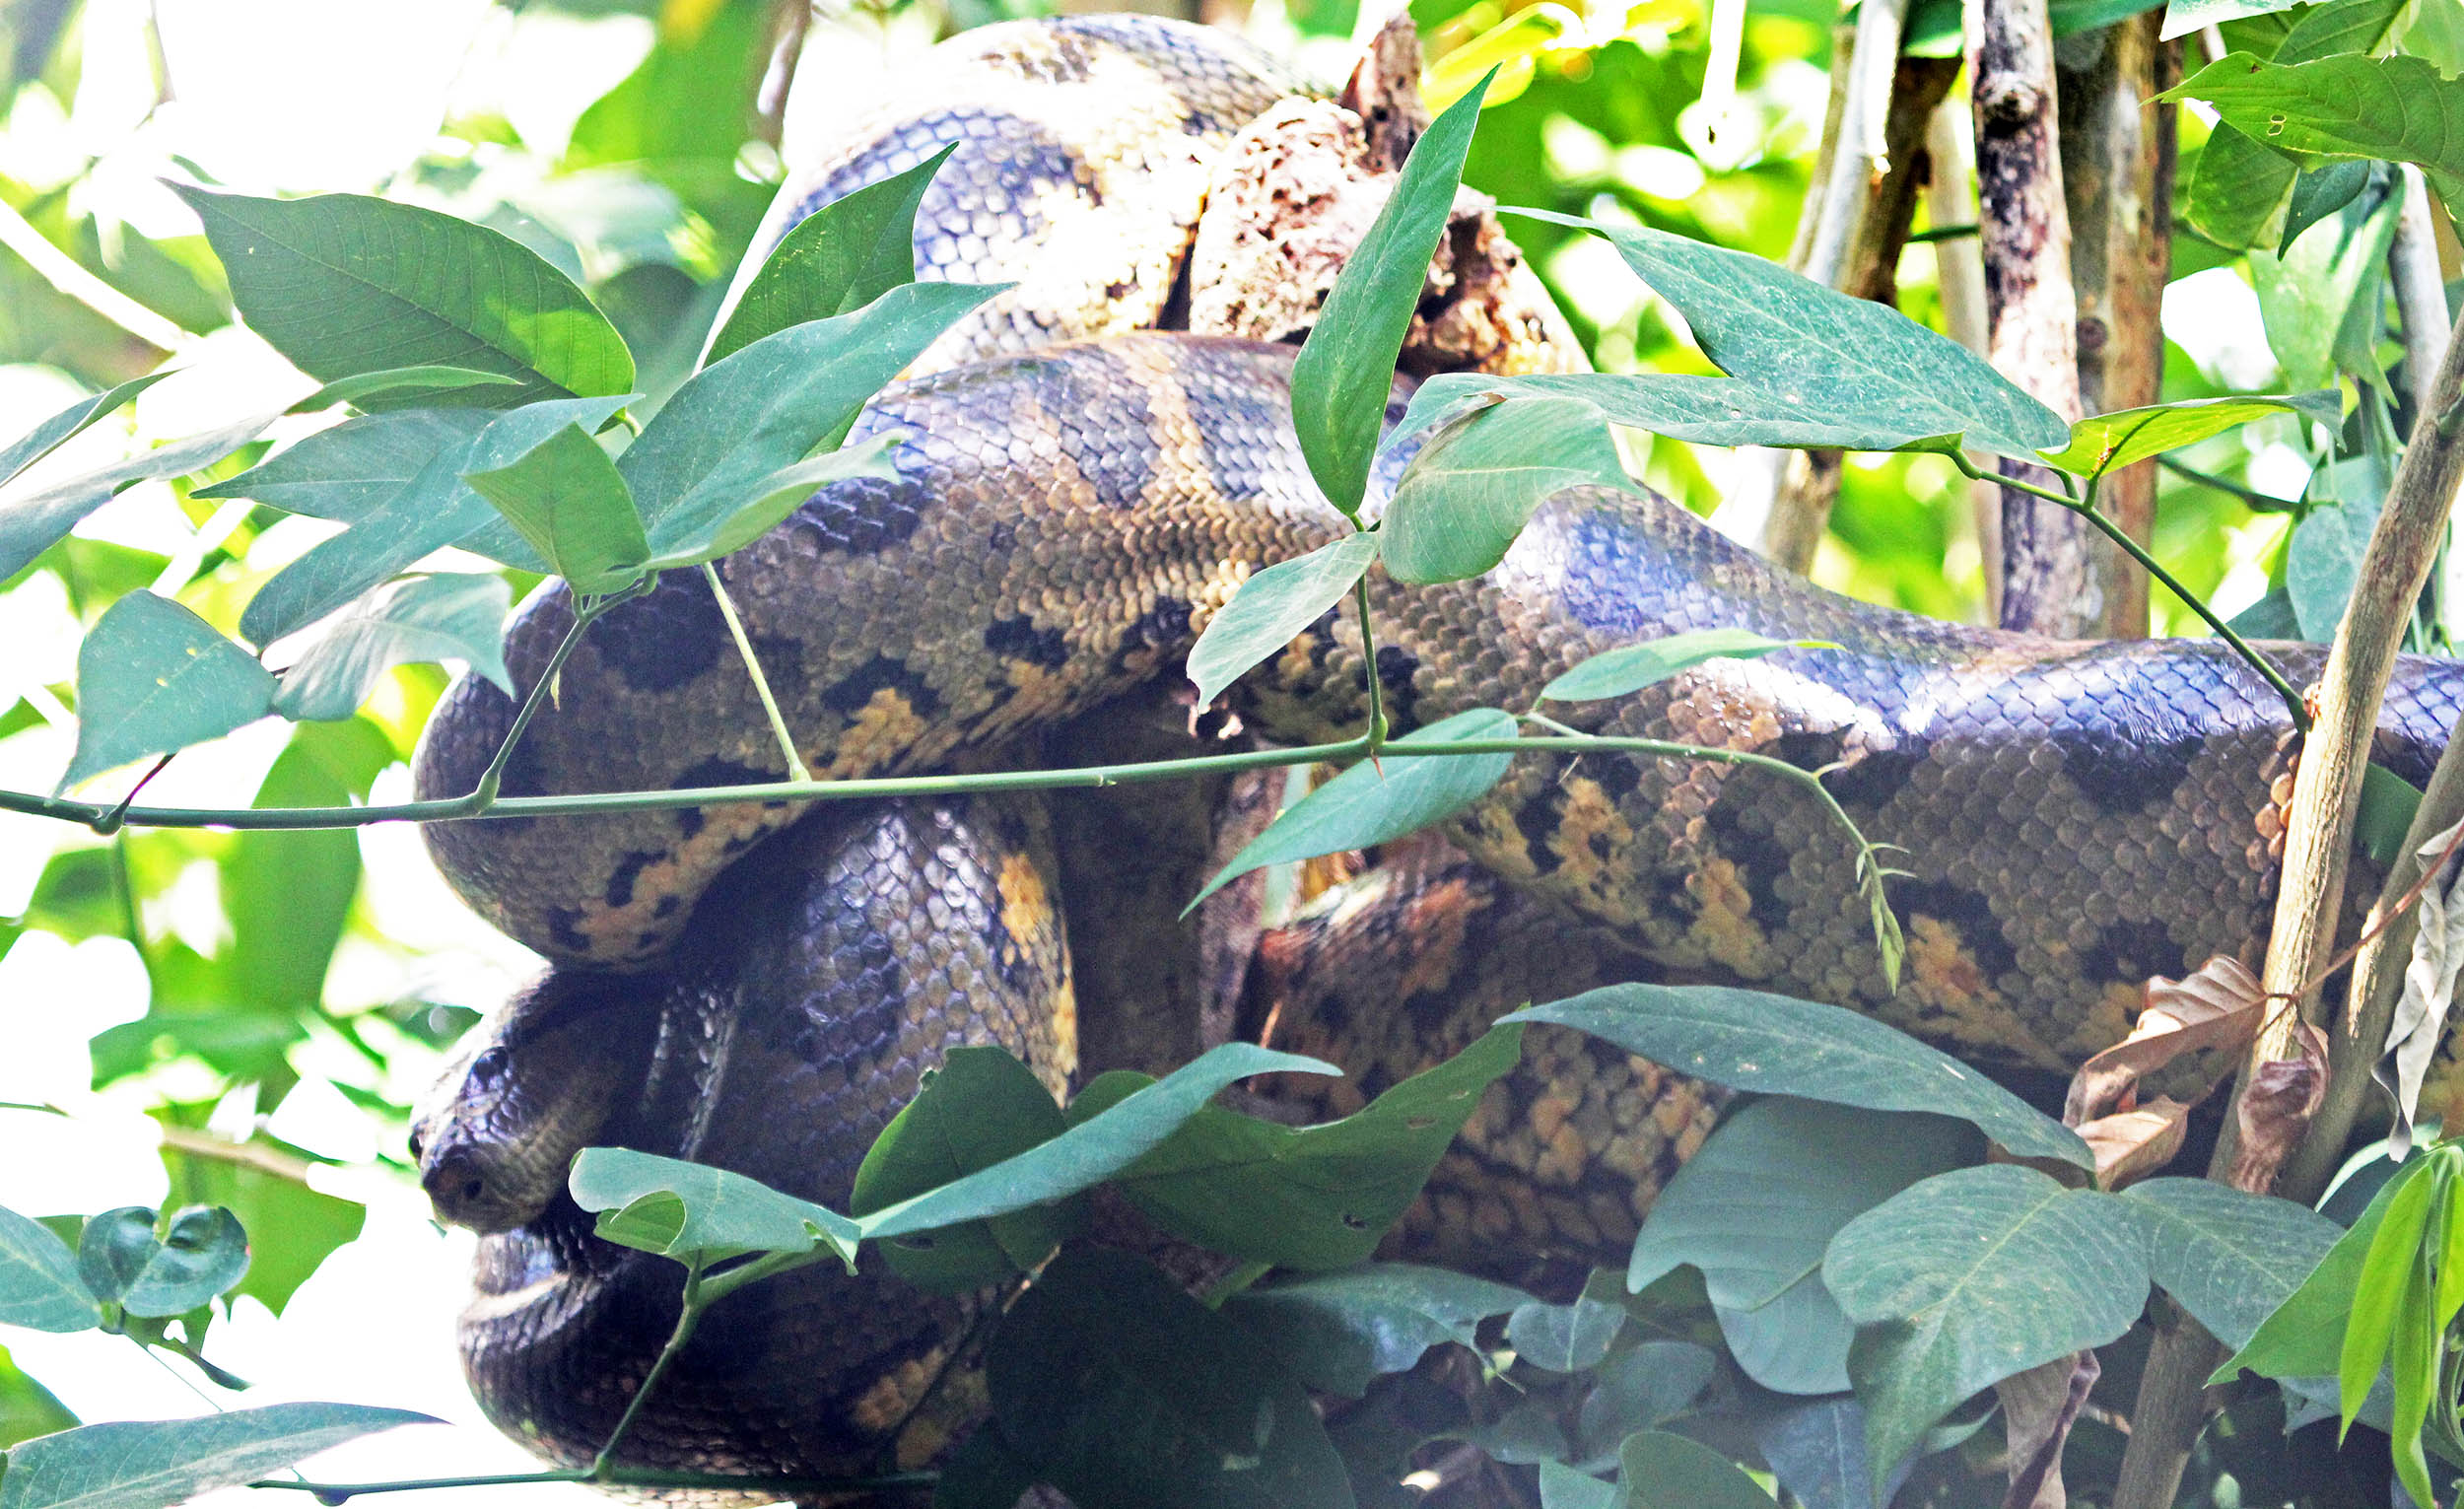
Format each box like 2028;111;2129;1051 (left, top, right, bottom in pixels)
407;12;2464;1494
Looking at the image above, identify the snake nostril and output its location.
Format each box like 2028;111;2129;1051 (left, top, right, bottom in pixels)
463;1179;484;1202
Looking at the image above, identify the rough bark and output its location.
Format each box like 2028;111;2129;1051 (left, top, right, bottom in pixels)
1970;0;2092;635
2056;15;2176;639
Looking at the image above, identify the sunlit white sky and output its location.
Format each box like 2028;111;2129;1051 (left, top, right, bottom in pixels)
0;0;2366;1501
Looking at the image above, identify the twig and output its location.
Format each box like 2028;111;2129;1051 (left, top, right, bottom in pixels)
469;580;655;808
2390;166;2452;431
700;563;811;782
2108;292;2464;1509
2157;455;2293;511
589;1261;705;1476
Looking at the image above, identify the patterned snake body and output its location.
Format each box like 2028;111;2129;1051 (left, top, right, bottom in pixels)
410;13;2464;1489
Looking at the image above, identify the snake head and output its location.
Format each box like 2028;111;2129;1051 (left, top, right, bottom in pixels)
412;974;636;1234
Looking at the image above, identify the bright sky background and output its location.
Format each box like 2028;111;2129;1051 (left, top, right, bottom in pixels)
0;0;2378;1503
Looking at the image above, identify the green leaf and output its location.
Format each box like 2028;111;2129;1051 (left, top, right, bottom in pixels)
1626;1101;1981;1395
848;1046;1071;1292
2161;0;2300;39
0;1207;98;1334
1617;1430;1775;1508
2338;1149;2439;1433
1380;397;1629;584
1753;1399;1898;1509
2280;0;2412;62
986;1247;1354;1509
1507;1291;1623;1371
0;1403;432;1509
1087;1024;1525;1269
2214;1154;2413;1383
195;410;486;521
2286;494;2381;642
565;0;765;173
2038;392;2340;479
218;721;384;1016
1192;709;1519;909
61;594;276;790
236;396;626;644
2123;1178;2343;1353
619;281;1004;549
152;1150;361;1318
859;1043;1335;1246
287;366;524;414
1290;69;1493;516
1825;1165;2149;1477
0;374;171;493
2164;53;2464;208
2282;160;2374;254
1575;1343;1717;1463
171;184;633;409
640;433;902;571
707;144;957;366
0;1345;79;1450
1222;1265;1534;1397
1540;629;1812;704
2357;765;2425;871
2187;127;2298;250
566;1147;860;1269
272;574;512;722
0;411;283;583
1506;985;2090;1167
2388;1239;2437;1509
73;1207;246;1318
1186;534;1379;707
1539;1461;1618;1509
2247;175;2400;393
1483;211;2068;459
462;423;649;595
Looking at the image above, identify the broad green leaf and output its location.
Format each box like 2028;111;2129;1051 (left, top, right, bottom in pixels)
2357;765;2425;869
1616;1430;1774;1509
235;395;625;644
1192;709;1519;909
0;374;170;494
61;594;276;790
287;366;523;414
1506;985;2090;1167
2278;0;2411;62
2339;1149;2439;1433
1290;70;1493;517
1083;1024;1524;1269
0;1207;98;1334
2248;178;2399;393
2282;161;2374;254
1717;1270;1861;1396
2124;1178;2343;1353
73;1208;246;1319
1507;1291;1623;1371
565;0;765;172
1826;1165;2149;1477
1453;1406;1569;1466
1574;1343;1717;1464
0;1403;432;1509
2386;1238;2437;1506
620;281;1004;547
1187;533;1380;707
566;1147;860;1269
2161;0;2298;39
1223;1265;1533;1398
2039;391;2340;479
2214;1153;2413;1382
2187;127;2297;250
986;1248;1353;1509
1539;1461;1618;1509
848;1046;1072;1292
1491;210;2068;459
195;410;488;522
152;1146;362;1318
171;184;633;408
1541;629;1811;704
272;574;513;722
640;434;902;570
1380;397;1630;584
463;423;649;595
707;144;958;366
0;411;283;583
2164;53;2464;209
858;1043;1334;1244
1626;1101;1980;1393
216;721;383;1018
1753;1399;1901;1509
0;1345;79;1450
2287;495;2380;642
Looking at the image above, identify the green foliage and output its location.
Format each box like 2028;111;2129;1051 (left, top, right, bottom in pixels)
1222;1266;1534;1397
61;592;276;789
463;422;650;594
73;1206;246;1319
1615;1430;1773;1508
2167;51;2464;210
850;1046;1073;1291
705;144;958;364
1380;397;1631;584
0;1206;99;1334
171;185;636;409
0;375;169;493
1505;985;2093;1167
271;573;513;722
1540;629;1813;704
0;1404;432;1509
0;410;284;583
2040;391;2341;481
1507;1292;1624;1372
2124;1178;2344;1352
568;1146;862;1270
1291;70;1492;517
1186;533;1380;706
1193;710;1519;908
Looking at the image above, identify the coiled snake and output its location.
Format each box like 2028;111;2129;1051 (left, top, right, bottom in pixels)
407;11;2464;1492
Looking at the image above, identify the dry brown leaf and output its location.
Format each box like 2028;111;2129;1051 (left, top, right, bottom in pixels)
2378;814;2464;1157
2077;1098;2191;1189
2065;956;2266;1126
1997;1350;2102;1509
2231;1021;2329;1191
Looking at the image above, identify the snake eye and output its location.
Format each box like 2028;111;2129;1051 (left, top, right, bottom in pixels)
407;1126;427;1161
470;1046;511;1089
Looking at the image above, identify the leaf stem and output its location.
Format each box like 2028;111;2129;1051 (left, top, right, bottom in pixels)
469;580;655;810
699;562;811;782
1953;451;2310;729
587;1260;704;1477
1353;575;1390;753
